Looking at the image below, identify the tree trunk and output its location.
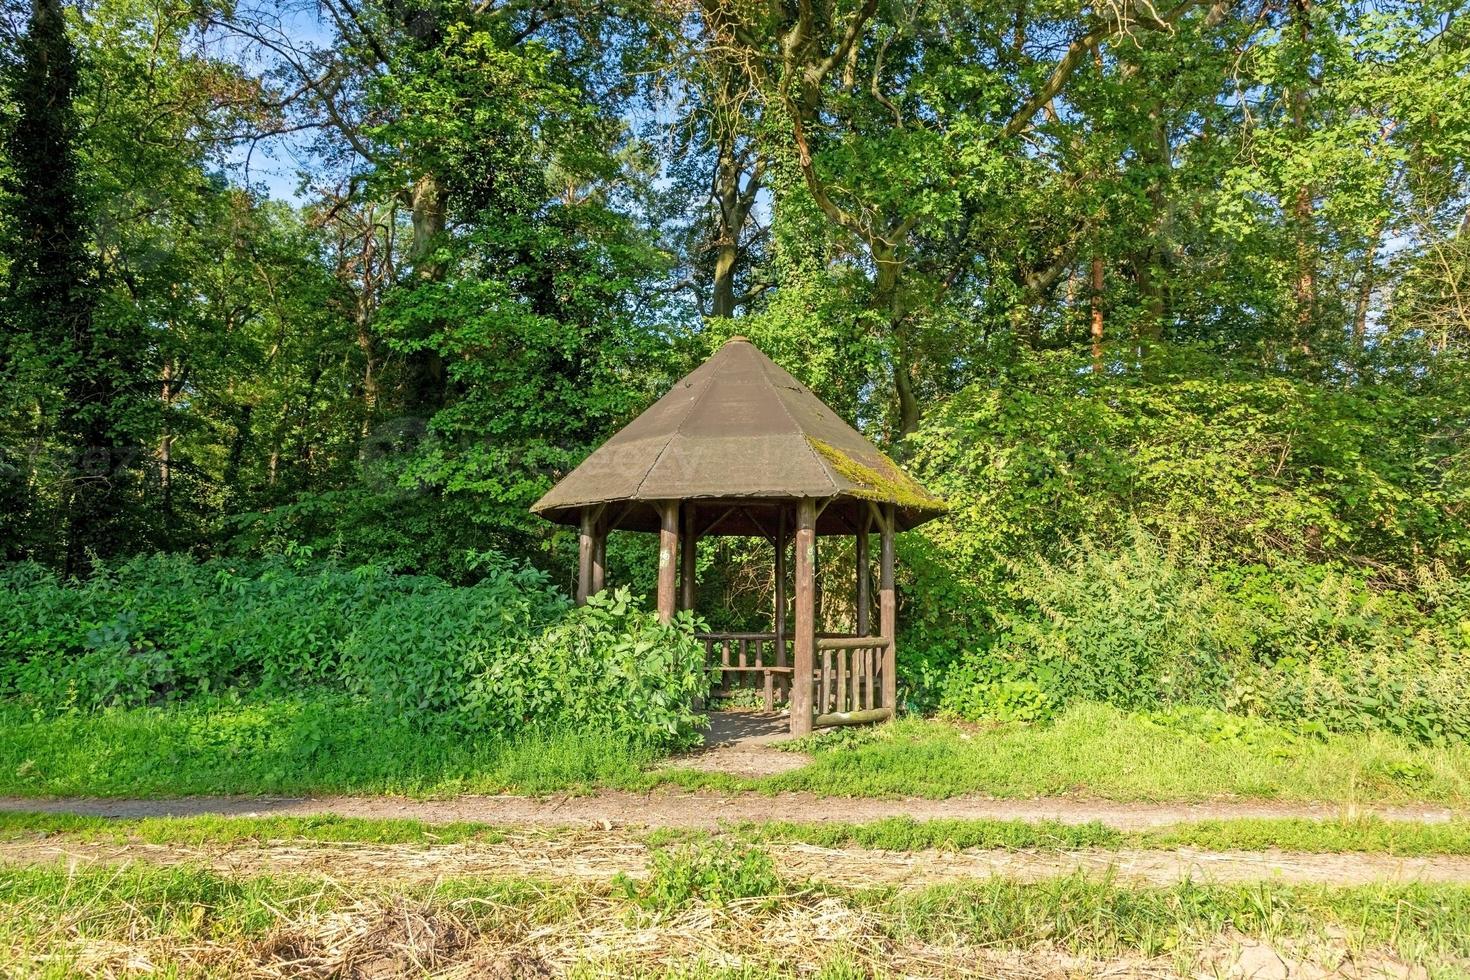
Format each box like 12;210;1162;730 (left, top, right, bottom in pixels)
223;404;253;503
709;130;761;319
1290;0;1317;349
875;249;921;435
9;0;139;574
1353;220;1384;348
1138;100;1174;341
1134;252;1164;344
1090;255;1105;371
354;213;382;425
711;139;739;318
404;173;446;416
159;359;175;530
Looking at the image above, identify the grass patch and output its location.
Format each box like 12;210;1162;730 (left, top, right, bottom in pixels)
5;697;1469;807
741;816;1126;852
727;702;1470;803
1;861;1468;976
0;695;660;797
8;809;1470;858
1138;817;1470;857
740;814;1470;857
868;875;1470;967
618;841;785;910
0;811;509;847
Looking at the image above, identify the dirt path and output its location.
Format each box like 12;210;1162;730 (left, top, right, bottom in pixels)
6;832;1470;889
1;790;1459;830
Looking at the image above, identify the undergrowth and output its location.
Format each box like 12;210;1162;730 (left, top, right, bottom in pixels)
0;556;709;750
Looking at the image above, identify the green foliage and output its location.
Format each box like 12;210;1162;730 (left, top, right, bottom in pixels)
943;535;1470;744
522;591;709;744
3;0;1469;775
619;842;784;910
939;674;1053;725
910;346;1470;594
908;345;1470;741
0;554;709;749
0;694;664;796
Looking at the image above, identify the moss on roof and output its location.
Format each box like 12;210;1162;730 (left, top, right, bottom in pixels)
807;437;945;511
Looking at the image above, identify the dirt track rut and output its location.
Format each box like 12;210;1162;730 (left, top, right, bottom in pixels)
0;790;1460;831
5;834;1470;889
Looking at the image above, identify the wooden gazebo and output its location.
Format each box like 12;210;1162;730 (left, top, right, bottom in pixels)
531;337;945;735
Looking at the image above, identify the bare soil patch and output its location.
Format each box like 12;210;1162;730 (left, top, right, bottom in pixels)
1;790;1458;831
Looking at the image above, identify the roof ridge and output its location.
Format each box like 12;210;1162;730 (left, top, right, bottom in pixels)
756;349;840;496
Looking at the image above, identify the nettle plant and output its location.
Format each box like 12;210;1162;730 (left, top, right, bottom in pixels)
1;557;711;751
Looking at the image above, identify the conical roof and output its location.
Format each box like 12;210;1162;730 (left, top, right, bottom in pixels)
531;337;945;535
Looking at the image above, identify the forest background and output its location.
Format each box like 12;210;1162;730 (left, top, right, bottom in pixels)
3;0;1470;748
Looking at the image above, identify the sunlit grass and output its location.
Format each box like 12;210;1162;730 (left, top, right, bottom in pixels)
4;697;1468;806
735;702;1470;803
0;695;660;797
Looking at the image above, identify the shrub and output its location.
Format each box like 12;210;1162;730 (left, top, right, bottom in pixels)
902;344;1470;716
909;346;1470;592
936;531;1470;743
0;553;465;707
0;555;710;750
343;587;709;747
940;675;1053;724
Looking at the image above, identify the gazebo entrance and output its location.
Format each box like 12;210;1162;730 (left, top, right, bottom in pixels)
532;337;945;736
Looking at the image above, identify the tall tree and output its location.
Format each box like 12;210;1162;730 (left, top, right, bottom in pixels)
1;0;148;572
693;0;1219;434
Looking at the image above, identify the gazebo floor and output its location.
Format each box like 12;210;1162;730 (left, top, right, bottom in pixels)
671;709;809;777
704;709;792;746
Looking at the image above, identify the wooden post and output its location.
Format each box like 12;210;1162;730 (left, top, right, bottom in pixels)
576;508;595;605
680;503;697;612
657;500;679;624
812;524;822;631
791;498;817;735
856;509;871;637
591;508;606;597
774;507;787;660
879;503;897;713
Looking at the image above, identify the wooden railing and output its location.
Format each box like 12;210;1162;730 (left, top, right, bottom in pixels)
697;632;791;710
697;631;892;726
813;635;890;727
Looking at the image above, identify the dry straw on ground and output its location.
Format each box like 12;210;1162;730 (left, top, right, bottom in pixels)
3;857;1441;979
